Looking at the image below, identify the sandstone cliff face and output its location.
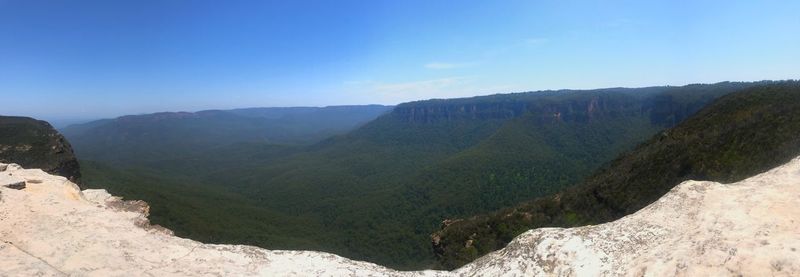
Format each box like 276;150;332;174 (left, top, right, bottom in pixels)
0;116;81;183
1;158;799;276
389;87;731;127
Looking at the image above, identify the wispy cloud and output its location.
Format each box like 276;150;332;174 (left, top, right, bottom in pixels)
424;38;548;70
343;76;526;103
523;37;549;46
374;77;467;95
342;80;373;86
605;18;636;28
484;37;550;58
424;62;475;70
344;77;477;102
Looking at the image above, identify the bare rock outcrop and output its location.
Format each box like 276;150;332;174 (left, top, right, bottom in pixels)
1;157;799;276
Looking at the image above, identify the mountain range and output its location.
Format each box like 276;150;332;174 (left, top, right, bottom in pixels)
62;105;392;163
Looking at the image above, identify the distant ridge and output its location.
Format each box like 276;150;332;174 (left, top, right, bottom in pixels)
62;105;393;163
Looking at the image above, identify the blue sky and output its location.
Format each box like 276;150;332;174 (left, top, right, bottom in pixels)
1;0;799;124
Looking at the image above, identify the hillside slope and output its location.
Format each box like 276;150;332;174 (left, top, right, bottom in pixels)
2;156;799;276
0;116;80;182
432;81;800;269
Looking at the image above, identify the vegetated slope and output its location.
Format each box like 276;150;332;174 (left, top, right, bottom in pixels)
0;116;81;182
62;105;392;164
284;83;754;266
76;82;759;269
431;81;800;269
179;83;752;268
79;161;326;249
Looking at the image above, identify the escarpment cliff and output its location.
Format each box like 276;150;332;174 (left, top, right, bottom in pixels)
390;82;754;125
0;116;80;183
2;157;799;276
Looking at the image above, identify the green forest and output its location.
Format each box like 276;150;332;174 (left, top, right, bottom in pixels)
71;81;768;269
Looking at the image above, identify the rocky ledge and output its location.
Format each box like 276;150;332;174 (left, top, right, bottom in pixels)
1;157;799;276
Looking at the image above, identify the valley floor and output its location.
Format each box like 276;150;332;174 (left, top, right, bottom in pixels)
1;158;799;276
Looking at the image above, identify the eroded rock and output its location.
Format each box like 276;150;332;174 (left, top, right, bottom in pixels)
0;172;26;190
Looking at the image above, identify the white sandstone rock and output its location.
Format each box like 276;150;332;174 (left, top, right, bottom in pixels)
1;158;799;276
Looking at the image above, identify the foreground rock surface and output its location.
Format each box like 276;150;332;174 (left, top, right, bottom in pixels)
1;157;799;276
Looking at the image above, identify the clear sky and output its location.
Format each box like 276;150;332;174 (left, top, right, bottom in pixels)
1;0;799;124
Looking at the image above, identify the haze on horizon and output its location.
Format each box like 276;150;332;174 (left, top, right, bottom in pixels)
1;0;799;125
